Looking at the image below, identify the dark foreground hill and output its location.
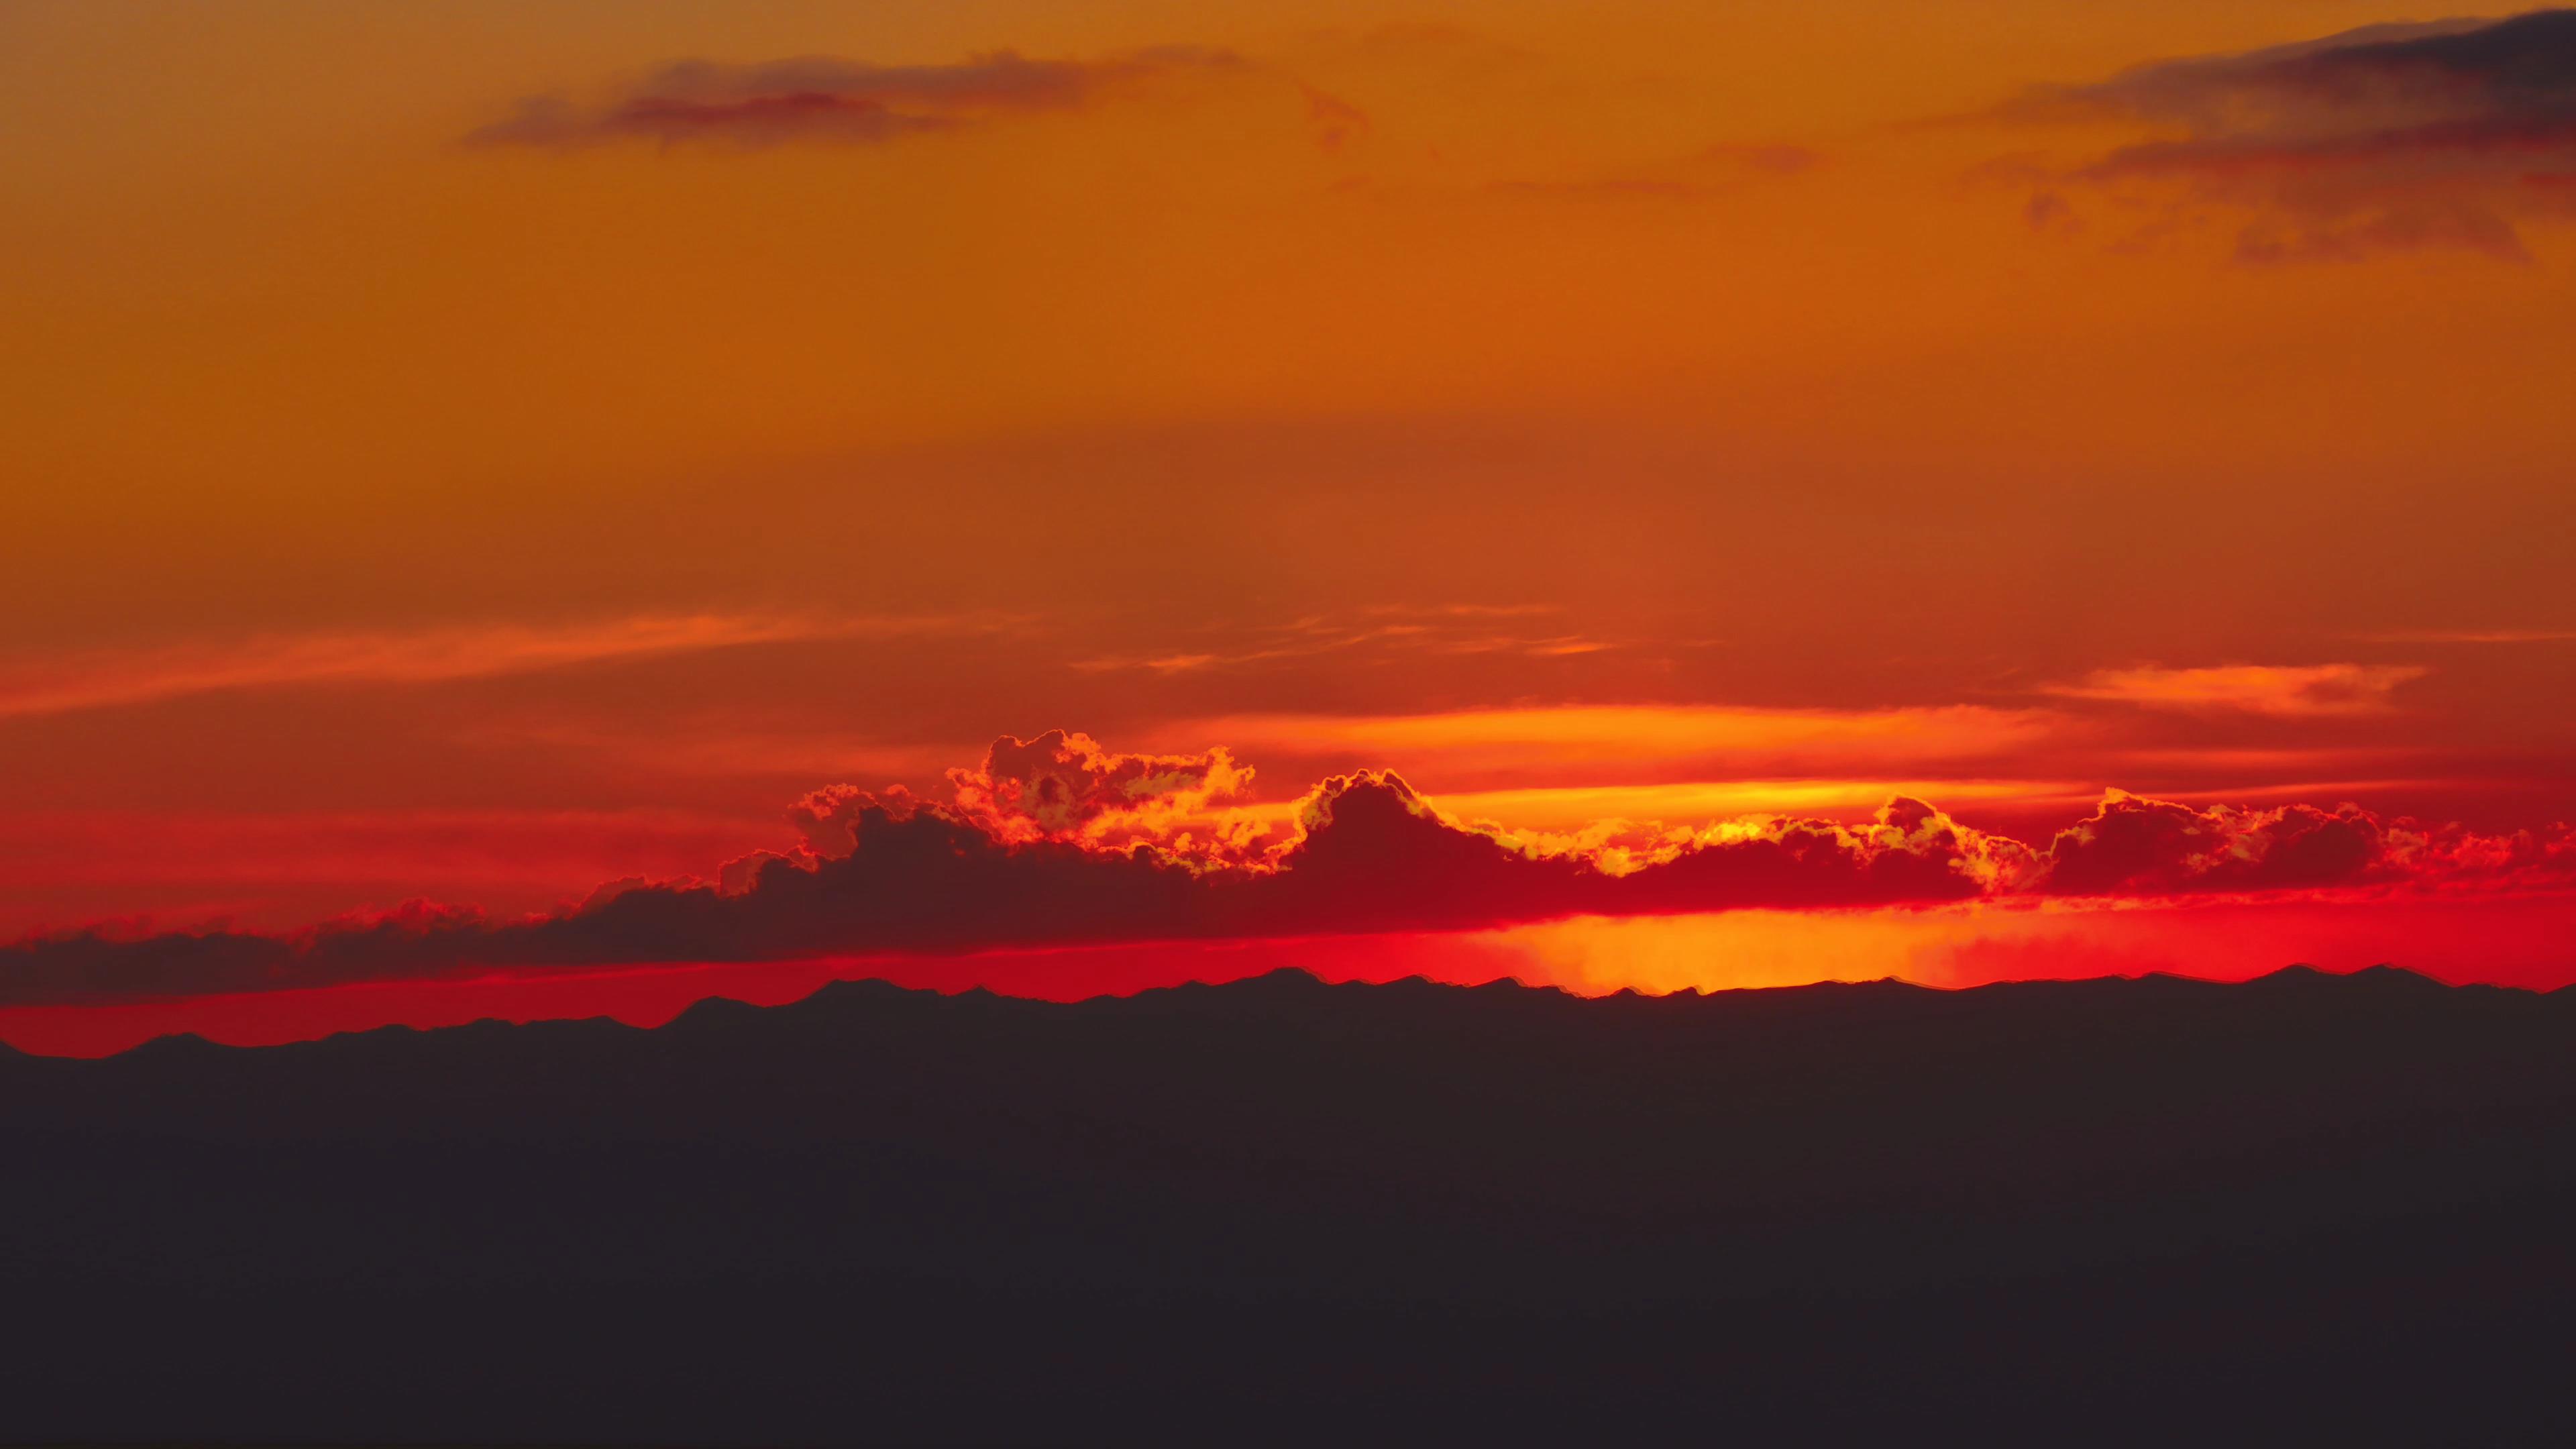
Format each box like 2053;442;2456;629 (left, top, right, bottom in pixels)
4;965;2573;1444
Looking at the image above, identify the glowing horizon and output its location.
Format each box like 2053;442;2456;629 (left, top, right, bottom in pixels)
6;2;2575;1049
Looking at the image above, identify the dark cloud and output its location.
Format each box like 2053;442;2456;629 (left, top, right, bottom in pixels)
2036;790;2576;896
0;767;1988;1005
2002;9;2576;260
513;771;2002;965
467;47;1246;149
7;741;2572;1007
2039;794;2380;895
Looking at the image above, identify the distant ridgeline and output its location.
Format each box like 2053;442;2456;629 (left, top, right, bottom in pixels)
5;967;2572;1443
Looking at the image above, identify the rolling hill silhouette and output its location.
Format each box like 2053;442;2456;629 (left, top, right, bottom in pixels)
5;965;2572;1443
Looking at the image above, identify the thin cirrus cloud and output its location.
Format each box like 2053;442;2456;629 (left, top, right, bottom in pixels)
1150;704;2071;780
1487;141;1825;201
0;806;775;943
8;729;2573;1011
2044;663;2427;717
1421;779;2092;834
1071;633;1615;674
1063;604;1620;676
2353;627;2576;644
465;46;1349;150
1994;8;2576;260
0;612;1010;720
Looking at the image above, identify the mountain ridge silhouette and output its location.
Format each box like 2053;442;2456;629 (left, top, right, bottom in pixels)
15;959;2551;1068
3;963;2570;1443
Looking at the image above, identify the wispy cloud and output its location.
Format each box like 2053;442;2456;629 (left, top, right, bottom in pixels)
0;612;1014;720
1069;652;1223;675
469;48;1242;148
2353;627;2576;645
1986;9;2576;260
1149;704;2068;780
466;45;1365;154
2045;663;2426;716
1067;605;1614;674
1424;777;2088;831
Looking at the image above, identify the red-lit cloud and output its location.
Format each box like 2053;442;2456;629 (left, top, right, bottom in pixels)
1152;704;2065;780
1997;9;2576;260
2029;790;2575;896
0;612;1012;720
7;731;2571;1010
2043;663;2426;716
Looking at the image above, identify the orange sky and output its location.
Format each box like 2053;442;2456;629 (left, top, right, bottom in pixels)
3;3;2574;1038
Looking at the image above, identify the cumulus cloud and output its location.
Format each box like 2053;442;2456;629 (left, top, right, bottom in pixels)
7;734;2571;1008
2045;663;2427;716
1996;9;2576;260
2036;789;2576;897
2041;792;2381;894
540;767;2008;959
947;730;1255;848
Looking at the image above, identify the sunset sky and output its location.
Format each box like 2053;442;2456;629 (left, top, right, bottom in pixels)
5;1;2575;1053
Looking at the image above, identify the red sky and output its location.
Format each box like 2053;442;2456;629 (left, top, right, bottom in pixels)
4;2;2573;1052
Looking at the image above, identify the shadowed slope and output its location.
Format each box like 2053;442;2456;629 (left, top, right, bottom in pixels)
3;967;2572;1443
